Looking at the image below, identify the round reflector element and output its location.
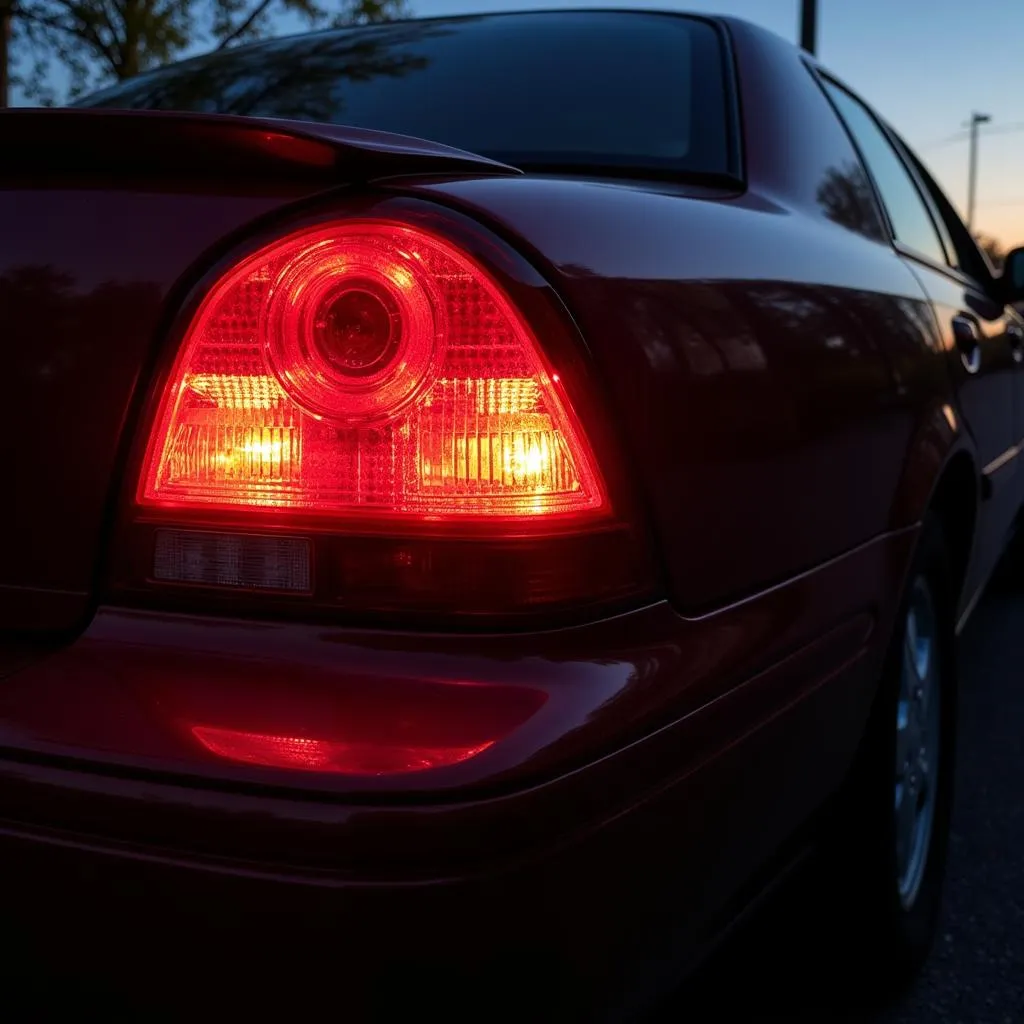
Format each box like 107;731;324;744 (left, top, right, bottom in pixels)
313;281;403;378
263;233;444;424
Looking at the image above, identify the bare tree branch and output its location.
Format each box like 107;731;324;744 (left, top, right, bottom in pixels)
5;0;410;102
215;0;272;49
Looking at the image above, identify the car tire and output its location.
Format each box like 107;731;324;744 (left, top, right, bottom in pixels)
815;512;957;996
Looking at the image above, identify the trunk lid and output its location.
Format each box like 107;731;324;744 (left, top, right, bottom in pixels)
0;107;516;180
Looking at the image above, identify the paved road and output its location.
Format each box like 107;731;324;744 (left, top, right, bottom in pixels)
662;586;1024;1024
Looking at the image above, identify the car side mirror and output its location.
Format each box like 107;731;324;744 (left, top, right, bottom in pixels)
1002;247;1024;305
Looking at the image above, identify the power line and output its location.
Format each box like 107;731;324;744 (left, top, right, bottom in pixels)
919;121;1024;151
984;121;1024;137
920;131;970;151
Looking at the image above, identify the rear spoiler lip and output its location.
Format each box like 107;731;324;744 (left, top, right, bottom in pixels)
0;108;522;182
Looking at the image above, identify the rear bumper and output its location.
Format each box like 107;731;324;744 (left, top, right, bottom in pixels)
0;532;914;1017
0;818;602;1021
0;673;852;1021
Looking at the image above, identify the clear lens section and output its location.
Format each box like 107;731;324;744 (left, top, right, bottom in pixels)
141;222;606;522
416;378;576;498
153;529;312;592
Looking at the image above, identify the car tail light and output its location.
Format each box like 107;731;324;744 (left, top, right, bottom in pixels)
113;213;655;622
140;221;605;522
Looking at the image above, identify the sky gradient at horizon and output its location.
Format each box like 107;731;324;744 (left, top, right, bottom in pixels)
406;0;1024;249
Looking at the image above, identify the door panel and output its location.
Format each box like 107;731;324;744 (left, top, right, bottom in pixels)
909;266;1021;601
819;73;1023;608
896;144;1024;602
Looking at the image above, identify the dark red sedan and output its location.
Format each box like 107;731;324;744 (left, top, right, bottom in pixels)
3;8;1024;1020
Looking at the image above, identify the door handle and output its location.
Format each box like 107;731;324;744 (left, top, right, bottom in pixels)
952;315;981;374
1008;323;1024;364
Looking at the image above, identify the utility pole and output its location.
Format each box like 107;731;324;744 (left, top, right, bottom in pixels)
966;111;992;232
800;0;818;56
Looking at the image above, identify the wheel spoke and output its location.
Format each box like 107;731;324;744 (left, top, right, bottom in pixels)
894;573;942;908
918;667;931;723
895;707;916;777
906;607;918;656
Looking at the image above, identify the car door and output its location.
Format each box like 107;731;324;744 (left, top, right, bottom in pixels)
821;76;1023;617
899;138;1024;518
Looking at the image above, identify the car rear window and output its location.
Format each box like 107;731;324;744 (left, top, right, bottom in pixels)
76;11;734;177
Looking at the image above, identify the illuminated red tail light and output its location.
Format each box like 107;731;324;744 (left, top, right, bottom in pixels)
140;220;607;523
116;212;655;622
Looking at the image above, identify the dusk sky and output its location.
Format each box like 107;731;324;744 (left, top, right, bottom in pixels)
405;0;1024;248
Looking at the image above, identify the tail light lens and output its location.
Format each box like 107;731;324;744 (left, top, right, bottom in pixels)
141;221;605;522
114;214;655;623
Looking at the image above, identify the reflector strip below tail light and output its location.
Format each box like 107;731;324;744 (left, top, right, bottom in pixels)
153;529;312;592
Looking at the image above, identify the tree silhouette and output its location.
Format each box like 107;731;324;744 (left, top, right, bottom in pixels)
79;19;436;123
973;232;1005;272
4;0;409;103
815;161;885;241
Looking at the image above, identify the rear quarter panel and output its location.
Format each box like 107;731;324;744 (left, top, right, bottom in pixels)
387;35;971;901
0;184;318;632
400;184;956;615
396;18;968;616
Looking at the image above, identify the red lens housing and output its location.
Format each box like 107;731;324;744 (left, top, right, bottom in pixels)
110;204;656;624
139;220;607;522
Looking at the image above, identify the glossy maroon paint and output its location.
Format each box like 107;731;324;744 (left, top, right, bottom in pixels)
400;18;1001;616
0;525;906;798
0;530;907;1016
0;106;519;179
1;10;1022;1021
1;188;301;631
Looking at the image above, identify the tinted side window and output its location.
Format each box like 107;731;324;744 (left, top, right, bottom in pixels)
822;80;950;267
901;143;996;285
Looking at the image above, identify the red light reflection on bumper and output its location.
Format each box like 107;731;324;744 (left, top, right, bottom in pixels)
191;724;494;775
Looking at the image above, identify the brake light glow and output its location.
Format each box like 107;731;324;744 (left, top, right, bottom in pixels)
140;221;608;524
191;725;493;775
